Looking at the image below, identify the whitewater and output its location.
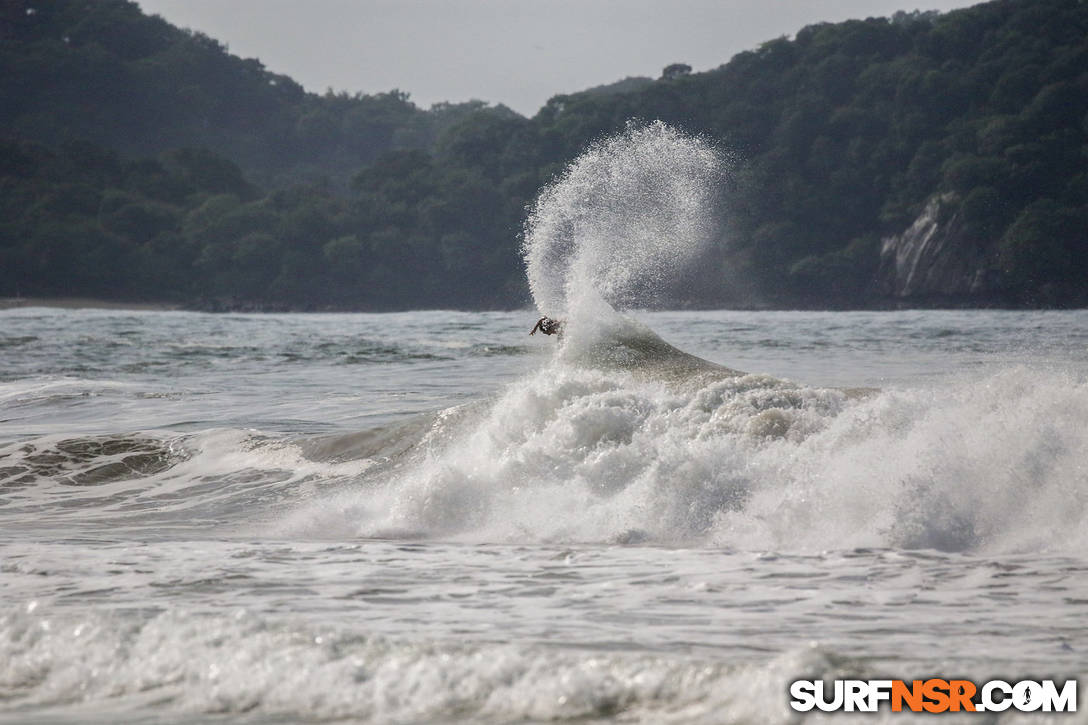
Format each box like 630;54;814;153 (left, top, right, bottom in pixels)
2;123;1088;723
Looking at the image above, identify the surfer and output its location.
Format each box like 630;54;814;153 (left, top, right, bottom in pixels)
529;316;563;338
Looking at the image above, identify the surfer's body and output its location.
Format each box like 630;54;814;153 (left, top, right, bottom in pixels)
530;316;563;338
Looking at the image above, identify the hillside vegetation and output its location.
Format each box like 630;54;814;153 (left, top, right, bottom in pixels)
2;0;1086;309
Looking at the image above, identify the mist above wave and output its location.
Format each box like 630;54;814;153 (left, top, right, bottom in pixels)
522;121;722;318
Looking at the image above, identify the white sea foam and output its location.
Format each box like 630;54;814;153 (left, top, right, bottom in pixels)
4;600;1081;723
298;357;1088;554
0;602;839;723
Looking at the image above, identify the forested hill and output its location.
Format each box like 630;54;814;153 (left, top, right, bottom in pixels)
0;0;517;188
2;0;1087;310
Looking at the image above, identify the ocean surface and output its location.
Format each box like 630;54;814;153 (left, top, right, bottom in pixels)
2;306;1087;724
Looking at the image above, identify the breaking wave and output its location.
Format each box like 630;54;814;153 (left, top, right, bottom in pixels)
276;123;1088;556
11;350;1087;555
277;354;1088;555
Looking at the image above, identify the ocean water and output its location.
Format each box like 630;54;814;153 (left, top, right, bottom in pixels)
1;306;1087;724
4;123;1087;723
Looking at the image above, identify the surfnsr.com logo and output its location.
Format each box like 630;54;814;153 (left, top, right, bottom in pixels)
789;679;1077;713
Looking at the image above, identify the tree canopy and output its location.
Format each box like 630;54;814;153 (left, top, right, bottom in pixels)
2;0;1086;309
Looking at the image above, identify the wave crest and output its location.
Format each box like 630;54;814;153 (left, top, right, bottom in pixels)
522;121;722;317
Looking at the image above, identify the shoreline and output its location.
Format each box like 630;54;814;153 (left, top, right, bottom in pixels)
2;296;1084;314
0;297;181;312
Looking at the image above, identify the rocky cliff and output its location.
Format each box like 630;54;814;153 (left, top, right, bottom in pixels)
875;195;1000;304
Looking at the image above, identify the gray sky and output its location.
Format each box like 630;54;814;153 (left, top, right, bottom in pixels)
136;0;980;117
